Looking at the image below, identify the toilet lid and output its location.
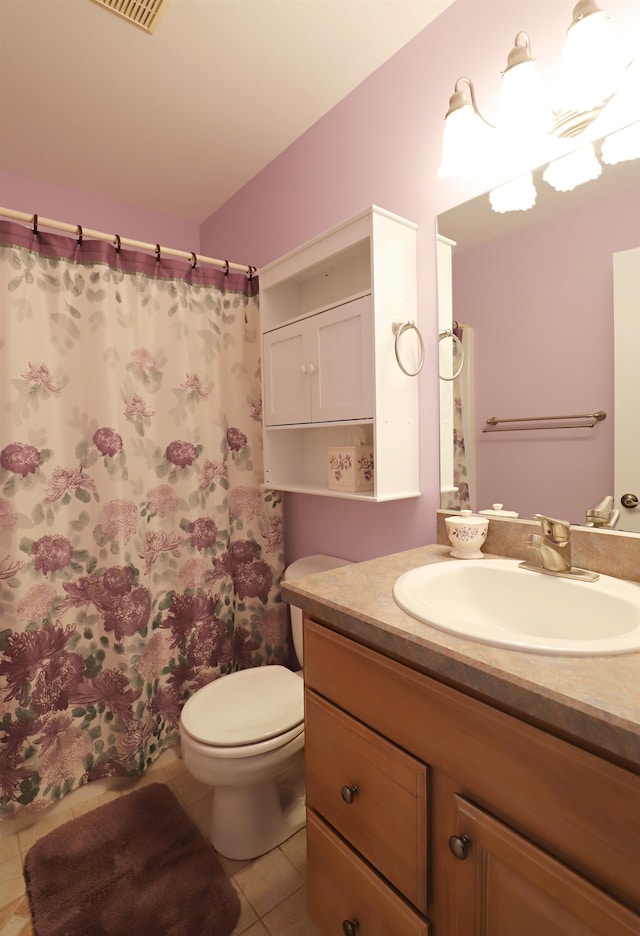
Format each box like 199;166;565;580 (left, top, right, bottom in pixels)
181;665;304;747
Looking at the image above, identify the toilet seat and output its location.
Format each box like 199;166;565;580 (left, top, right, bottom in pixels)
180;665;304;753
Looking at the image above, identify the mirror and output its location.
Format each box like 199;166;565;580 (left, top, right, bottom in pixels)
437;131;640;532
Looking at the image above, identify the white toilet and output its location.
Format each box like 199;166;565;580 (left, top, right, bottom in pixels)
179;554;351;860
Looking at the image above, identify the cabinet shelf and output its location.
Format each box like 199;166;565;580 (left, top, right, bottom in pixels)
262;479;420;501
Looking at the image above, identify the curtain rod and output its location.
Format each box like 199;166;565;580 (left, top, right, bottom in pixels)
0;207;256;277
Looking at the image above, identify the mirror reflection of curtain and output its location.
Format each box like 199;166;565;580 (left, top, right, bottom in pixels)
0;220;287;818
443;324;474;510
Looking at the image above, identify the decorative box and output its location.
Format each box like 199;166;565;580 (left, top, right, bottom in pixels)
328;445;374;492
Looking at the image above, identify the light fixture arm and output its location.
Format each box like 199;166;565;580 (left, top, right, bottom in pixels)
445;77;494;128
503;32;535;73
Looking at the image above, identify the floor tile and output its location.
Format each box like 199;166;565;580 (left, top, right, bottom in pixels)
230;881;259;934
262;884;321;935
17;806;74;856
0;835;20;866
233;847;305;918
235;923;269;936
168;769;211;806
70;788;122;819
279;828;308;878
0;855;26;907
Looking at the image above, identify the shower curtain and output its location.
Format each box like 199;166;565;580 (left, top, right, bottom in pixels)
0;220;287;819
442;324;474;510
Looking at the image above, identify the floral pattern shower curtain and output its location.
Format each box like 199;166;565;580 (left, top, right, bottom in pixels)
0;221;287;818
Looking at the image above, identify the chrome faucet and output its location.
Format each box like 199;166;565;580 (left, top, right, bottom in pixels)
519;514;599;582
585;495;620;529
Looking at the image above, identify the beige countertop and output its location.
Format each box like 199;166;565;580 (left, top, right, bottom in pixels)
282;544;640;773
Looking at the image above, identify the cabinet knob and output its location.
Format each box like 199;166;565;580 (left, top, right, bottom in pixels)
300;364;308;375
448;833;472;860
621;493;639;508
340;784;359;804
307;363;317;374
342;920;359;935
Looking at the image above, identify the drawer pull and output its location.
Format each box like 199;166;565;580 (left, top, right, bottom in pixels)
342;919;360;935
448;832;472;860
340;784;359;804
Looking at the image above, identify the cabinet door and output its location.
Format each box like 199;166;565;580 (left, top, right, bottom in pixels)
263;321;312;426
312;295;373;422
448;796;640;936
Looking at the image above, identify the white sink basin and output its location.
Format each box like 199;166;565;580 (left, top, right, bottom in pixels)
392;559;640;655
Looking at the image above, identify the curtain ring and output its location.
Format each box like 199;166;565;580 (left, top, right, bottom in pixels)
247;265;256;280
32;214;38;236
392;320;425;377
223;260;229;277
155;244;161;262
439;329;465;381
190;252;197;269
114;234;121;253
76;224;83;246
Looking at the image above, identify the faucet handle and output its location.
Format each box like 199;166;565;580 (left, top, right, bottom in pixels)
532;514;571;544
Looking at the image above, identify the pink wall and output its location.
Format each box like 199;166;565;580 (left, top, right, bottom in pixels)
0;168;199;250
453;184;640;524
200;0;640;564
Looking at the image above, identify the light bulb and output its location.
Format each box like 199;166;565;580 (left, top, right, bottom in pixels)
438;81;496;180
498;34;553;139
556;2;625;114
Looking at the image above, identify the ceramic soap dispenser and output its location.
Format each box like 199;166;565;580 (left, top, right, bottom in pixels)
445;509;489;559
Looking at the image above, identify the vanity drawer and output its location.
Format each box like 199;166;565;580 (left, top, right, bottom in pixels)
305;690;428;913
307;810;429;936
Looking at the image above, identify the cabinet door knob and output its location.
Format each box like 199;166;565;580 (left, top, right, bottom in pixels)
621;493;639;508
300;364;308;375
307;363;317;374
340;784;359;804
342;920;359;935
448;833;472;860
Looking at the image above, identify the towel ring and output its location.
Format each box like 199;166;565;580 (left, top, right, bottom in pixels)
439;329;464;381
392;320;425;377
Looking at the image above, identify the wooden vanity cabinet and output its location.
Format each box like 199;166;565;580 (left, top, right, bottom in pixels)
303;617;640;935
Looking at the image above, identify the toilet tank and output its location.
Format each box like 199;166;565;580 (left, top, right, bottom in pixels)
283;554;352;668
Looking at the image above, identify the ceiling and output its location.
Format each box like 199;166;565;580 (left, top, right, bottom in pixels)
0;0;452;225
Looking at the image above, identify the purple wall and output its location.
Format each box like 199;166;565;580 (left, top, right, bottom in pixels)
0;168;199;251
454;184;640;524
200;0;640;564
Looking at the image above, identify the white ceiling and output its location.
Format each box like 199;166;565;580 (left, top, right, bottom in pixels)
0;0;452;225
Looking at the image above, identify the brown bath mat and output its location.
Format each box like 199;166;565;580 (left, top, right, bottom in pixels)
23;782;240;936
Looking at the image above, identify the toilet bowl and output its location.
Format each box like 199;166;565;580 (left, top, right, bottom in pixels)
179;553;351;860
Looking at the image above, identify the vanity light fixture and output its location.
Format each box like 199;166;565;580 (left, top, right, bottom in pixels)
438;0;637;206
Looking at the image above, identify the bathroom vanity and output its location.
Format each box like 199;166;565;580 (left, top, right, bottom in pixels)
282;544;640;935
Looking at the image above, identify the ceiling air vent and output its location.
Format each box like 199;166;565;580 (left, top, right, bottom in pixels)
90;0;171;34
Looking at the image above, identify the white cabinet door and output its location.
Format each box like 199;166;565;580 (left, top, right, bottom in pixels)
313;295;373;423
263;296;373;427
263;321;312;426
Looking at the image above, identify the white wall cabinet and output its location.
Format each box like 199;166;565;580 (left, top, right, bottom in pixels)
259;206;420;501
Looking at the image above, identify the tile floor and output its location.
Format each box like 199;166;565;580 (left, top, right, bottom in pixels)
0;749;321;936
